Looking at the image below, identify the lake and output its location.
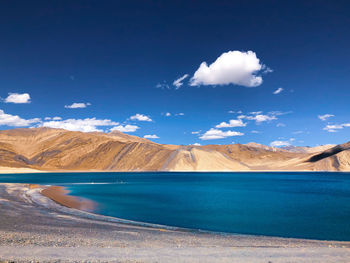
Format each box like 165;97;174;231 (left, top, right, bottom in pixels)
1;171;350;241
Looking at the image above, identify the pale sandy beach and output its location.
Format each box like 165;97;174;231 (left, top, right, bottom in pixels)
0;166;44;174
0;183;350;262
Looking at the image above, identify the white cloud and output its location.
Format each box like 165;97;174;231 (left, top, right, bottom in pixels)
263;67;273;74
190;50;268;87
318;114;334;121
215;119;246;128
164;112;184;117
144;134;159;139
0;109;40;127
251;130;260;134
268;111;292;116
191;131;201;134
245;114;277;123
45;117;62;121
192;143;201;146
173;74;189;89
110;125;139;133
249;111;263;115
270;140;291;147
276;123;286;127
228;110;242;114
292;130;304;134
130;114;152;122
156;82;170;90
65;102;91;109
323;123;350;133
41;118;119;133
4;93;31;104
273;87;284;94
199;128;244;140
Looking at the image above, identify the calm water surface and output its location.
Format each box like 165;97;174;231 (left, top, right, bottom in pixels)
1;172;350;241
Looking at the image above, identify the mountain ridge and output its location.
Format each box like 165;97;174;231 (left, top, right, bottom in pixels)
0;128;349;172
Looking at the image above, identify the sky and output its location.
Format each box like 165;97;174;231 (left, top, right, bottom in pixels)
0;0;349;147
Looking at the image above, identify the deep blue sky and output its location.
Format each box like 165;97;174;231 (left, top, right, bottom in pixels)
0;0;349;146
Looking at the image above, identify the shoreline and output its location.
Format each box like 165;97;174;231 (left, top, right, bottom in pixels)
38;183;350;242
41;185;96;212
1;183;350;262
1;167;350;174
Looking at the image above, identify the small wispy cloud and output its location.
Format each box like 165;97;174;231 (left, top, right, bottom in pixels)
44;117;62;121
276;123;286;127
323;123;350;132
65;102;91;109
245;114;277;123
4;93;31;104
164;112;184;117
318;114;334;121
228;110;242;114
251;130;260;134
273;87;284;94
130;114;152;122
156;81;170;90
144;134;159;139
173;74;189;89
270;140;291;147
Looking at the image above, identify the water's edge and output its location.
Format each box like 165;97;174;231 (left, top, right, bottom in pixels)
16;183;347;243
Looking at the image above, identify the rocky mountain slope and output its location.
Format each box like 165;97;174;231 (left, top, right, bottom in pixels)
0;128;349;172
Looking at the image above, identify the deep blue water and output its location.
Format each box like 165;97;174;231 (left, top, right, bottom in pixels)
1;172;350;241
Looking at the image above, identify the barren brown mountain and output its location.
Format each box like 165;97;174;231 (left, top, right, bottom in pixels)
0;128;349;172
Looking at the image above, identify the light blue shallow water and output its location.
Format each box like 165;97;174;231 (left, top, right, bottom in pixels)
1;172;350;241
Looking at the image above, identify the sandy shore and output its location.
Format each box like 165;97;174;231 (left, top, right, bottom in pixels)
0;183;350;262
41;185;96;211
0;166;44;173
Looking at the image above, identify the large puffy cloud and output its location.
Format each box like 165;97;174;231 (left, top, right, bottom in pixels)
4;93;31;104
130;113;152;122
65;102;91;109
190;51;268;87
199;128;244;140
215;119;246;128
41;118;119;132
110;124;139;133
0;109;40;126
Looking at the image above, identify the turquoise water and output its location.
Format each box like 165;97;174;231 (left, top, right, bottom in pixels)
1;172;350;241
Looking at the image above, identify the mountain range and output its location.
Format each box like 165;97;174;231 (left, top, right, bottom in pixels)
0;128;349;172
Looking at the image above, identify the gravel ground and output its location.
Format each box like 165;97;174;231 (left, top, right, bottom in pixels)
0;183;350;262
